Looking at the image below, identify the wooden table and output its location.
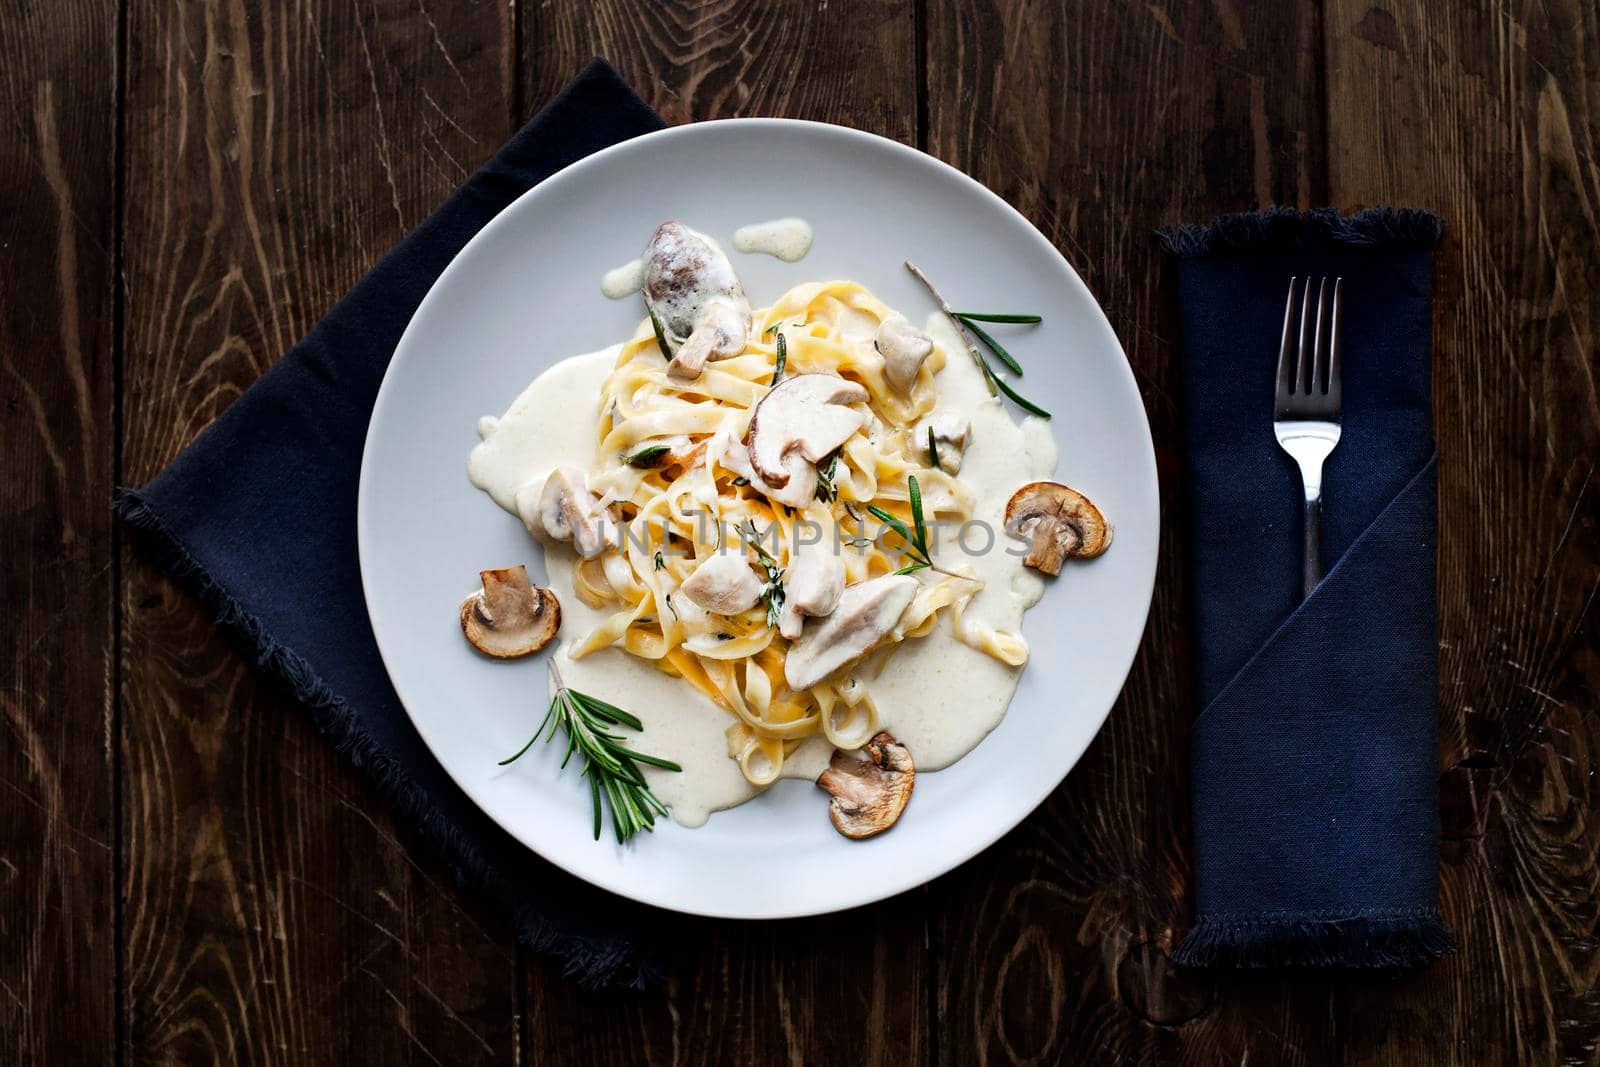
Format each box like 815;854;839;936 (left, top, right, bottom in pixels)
3;2;1596;1063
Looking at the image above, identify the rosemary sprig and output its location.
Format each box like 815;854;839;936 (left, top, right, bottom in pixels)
869;475;933;575
905;260;1051;419
500;662;682;843
926;426;941;471
741;521;786;628
623;443;671;468
868;475;979;581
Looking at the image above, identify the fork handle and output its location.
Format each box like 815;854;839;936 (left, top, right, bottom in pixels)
1301;489;1323;598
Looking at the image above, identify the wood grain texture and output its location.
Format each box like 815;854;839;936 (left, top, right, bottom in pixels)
1325;2;1600;1064
0;0;119;1062
923;1;1340;1063
517;5;926;1063
119;0;518;1061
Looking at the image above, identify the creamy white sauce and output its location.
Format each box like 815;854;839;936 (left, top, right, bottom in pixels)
600;257;647;299
732;217;814;262
467;309;1056;827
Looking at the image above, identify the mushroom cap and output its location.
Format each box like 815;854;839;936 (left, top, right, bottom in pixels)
815;731;915;839
643;221;747;340
534;467;613;559
746;373;869;491
1003;481;1112;576
459;565;561;658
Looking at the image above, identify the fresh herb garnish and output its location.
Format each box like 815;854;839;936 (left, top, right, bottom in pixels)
624;443;671;468
952;312;1043;324
926;426;941;471
868;475;976;580
957;316;1024;376
741;521;786;628
648;307;675;359
815;450;842;502
730;475;750;487
500;663;682;843
771;330;788;385
905;260;1051;419
653;550;666;571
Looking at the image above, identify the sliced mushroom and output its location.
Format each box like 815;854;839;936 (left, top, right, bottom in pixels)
459;565;560;658
816;731;914;839
875;316;934;393
665;299;748;381
643;221;751;381
531;467;614;559
746;374;869;507
778;540;845;639
784;574;918;691
1004;481;1112;575
679;552;765;615
913;411;971;475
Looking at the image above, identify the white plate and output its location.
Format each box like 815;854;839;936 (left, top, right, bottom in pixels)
358;120;1158;918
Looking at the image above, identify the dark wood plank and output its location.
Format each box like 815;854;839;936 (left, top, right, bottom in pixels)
924;2;1340;1063
0;0;119;1061
120;1;520;1062
1324;3;1600;1064
518;6;926;1064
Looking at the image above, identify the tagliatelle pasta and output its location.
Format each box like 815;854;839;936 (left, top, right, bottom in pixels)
559;280;1027;786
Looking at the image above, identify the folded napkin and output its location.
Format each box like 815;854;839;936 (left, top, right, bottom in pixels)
1160;208;1455;968
117;60;666;987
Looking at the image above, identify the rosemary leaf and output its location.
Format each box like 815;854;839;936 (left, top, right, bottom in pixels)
624;443;671;468
927;426;940;471
953;312;1043;323
960;316;1025;376
772;331;788;385
649;307;675;359
990;371;1052;419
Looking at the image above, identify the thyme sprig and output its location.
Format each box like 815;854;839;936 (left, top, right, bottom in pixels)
905;260;1051;419
815;450;842;502
741;521;786;628
500;662;682;843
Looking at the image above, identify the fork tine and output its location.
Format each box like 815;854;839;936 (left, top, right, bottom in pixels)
1312;276;1331;394
1296;277;1315;394
1276;276;1299;396
1327;278;1343;402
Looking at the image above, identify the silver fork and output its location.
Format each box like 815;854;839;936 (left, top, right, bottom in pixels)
1274;276;1343;599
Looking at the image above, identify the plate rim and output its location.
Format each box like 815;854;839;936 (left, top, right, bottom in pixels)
357;116;1159;919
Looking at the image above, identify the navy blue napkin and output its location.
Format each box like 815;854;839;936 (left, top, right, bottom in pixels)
116;59;666;987
1159;208;1455;967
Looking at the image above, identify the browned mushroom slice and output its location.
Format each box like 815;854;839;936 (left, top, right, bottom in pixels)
460;565;561;658
642;221;751;380
1003;481;1112;576
816;731;915;839
746;374;869;504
